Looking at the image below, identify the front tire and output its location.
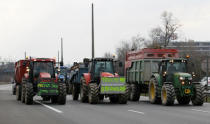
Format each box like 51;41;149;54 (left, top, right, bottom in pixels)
57;83;66;105
118;84;129;104
88;83;99;104
80;78;88;103
161;84;175;106
191;84;204;106
129;84;140;101
149;78;161;104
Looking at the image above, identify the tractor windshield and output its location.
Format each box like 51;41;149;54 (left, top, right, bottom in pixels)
94;61;114;75
33;62;54;78
166;61;187;73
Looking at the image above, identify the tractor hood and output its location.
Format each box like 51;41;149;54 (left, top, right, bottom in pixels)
39;72;51;78
100;72;119;78
174;72;192;79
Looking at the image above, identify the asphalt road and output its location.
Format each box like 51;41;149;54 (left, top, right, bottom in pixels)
0;84;210;124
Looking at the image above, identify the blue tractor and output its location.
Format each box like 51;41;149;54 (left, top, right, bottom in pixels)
68;59;89;100
56;66;69;93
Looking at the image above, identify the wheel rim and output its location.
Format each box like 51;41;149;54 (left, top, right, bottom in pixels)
162;87;167;104
150;82;155;100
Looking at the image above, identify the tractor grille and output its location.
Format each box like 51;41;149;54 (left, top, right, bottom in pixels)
184;79;191;85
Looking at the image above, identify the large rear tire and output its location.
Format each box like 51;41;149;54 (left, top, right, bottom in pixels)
25;83;33;105
191;84;204;106
118;84;129;104
16;85;21;101
149;78;161;104
88;83;99;104
80;78;88;103
177;96;190;105
129;84;140;101
161;84;175;106
72;84;79;100
57;83;66;105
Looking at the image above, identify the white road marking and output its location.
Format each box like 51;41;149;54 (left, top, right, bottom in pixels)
128;110;145;115
35;101;63;114
191;109;210;113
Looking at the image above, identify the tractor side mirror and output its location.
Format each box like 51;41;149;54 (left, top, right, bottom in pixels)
119;62;123;67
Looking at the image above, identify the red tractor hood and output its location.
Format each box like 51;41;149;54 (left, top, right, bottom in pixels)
100;72;119;77
39;72;51;78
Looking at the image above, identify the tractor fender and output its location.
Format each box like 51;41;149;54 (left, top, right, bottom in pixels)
83;73;91;85
151;73;162;86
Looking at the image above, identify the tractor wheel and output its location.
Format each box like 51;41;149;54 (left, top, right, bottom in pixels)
57;83;66;105
12;84;16;95
25;83;33;105
177;96;191;105
16;85;21;101
80;78;88;103
149;78;161;104
118;84;129;104
161;84;175;106
110;96;119;103
51;96;58;104
191;84;204;106
88;83;99;104
21;83;25;103
72;84;79;100
129;84;140;101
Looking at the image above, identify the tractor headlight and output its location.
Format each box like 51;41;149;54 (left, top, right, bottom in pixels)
179;77;184;80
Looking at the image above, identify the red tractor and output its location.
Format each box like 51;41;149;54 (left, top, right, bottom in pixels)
14;58;66;105
80;58;128;104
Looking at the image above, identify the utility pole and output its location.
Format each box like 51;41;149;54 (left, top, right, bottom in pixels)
24;51;26;59
58;50;60;67
60;37;64;66
91;3;95;59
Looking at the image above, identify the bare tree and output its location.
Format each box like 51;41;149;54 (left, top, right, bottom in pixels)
104;52;114;58
115;35;145;75
149;11;181;48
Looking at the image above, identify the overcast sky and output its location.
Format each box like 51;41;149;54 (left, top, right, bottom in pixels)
0;0;210;64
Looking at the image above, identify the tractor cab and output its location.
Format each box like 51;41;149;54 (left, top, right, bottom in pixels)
89;58;115;82
28;58;56;82
159;59;191;82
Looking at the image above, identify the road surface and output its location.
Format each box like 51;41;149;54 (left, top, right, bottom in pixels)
0;84;209;124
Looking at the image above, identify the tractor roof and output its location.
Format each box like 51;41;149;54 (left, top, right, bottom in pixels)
92;57;113;61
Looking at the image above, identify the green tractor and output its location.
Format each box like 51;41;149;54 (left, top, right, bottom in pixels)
149;58;204;106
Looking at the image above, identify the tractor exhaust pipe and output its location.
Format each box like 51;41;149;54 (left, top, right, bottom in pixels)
60;37;64;66
91;3;95;59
